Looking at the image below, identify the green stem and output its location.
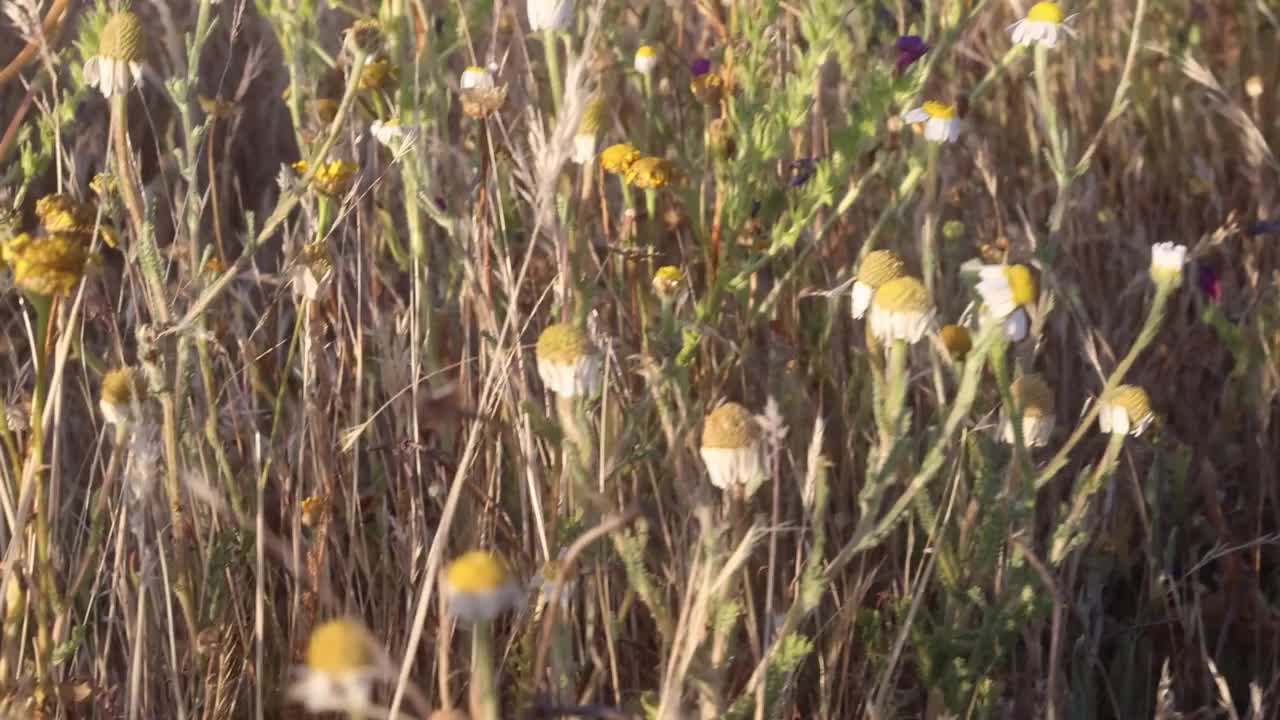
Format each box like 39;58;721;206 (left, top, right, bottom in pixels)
468;621;499;720
544;30;563;118
1050;430;1126;563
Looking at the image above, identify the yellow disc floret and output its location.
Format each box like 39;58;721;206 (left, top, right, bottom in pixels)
2;233;95;297
922;101;956;119
624;156;671;189
99;11;145;62
873;276;930;314
702;402;761;450
1010;374;1054;417
1003;264;1037;306
1105;385;1153;425
305;619;376;674
444;551;512;594
101;367;145;408
600;144;641;175
536;323;593;365
652;265;685;299
856;249;906;288
940;324;972;360
1027;2;1065;24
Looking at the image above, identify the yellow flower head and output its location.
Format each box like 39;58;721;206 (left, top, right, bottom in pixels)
1099;385;1155;437
634;45;659;75
869;276;934;343
940;324;972;360
578;96;607;137
36;193;118;248
308;98;339;124
701;402;761;450
921;101;956;119
98;11;145;62
624;156;671;189
359;59;397;91
100;367;147;426
535;323;594;365
1;233;95;297
600;143;641;175
856;249;906;288
652;265;686;300
1010;374;1055;418
305;619;377;674
690;72;724;104
442;550;522;623
1027;2;1065;23
294;160;359;198
873;276;931;315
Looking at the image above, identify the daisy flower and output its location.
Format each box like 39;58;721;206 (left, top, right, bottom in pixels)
535;323;603;399
100;367;148;428
1097;385;1155;437
700;402;766;500
528;0;573;32
288;619;382;713
460;65;494;91
977;264;1037;342
851;249;906;319
442;551;523;624
1008;2;1077;48
634;45;659;75
652;265;687;303
902;101;962;143
869;276;935;344
84;10;146;98
1150;242;1188;287
1001;374;1056;447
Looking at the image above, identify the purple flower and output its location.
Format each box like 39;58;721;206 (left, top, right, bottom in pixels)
895;35;930;74
691;57;712;77
1197;266;1221;303
789;158;816;188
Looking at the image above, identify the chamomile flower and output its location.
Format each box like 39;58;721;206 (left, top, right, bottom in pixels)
1;233;96;298
634;45;659;75
83;10;146;98
370;118;416;150
868;276;935;344
977;264;1037;342
293;160;359;199
442;551;523;624
528;0;574;32
1008;3;1077;48
291;241;333;302
600;144;641;175
1000;374;1056;447
288;619;381;713
535;323;603;399
851;249;906;319
902;101;962;143
572;97;606;165
652;265;687;303
1150;242;1188;287
624;157;672;189
359;59;397;91
700;402;765;500
1097;385;1155;437
460;65;495;91
100;367;148;428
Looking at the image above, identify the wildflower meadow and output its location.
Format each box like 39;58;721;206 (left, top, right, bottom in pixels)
0;0;1277;718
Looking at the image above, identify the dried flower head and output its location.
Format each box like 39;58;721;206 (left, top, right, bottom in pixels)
442;550;523;624
293;159;358;199
36;193;119;248
940;324;972;360
359;59;397;91
345;19;383;55
291;241;333;302
84;10;145;98
1001;374;1056;447
100;367;148;427
869;276;934;344
600;143;641;175
1;232;96;297
700;402;765;499
624;156;672;189
535;323;602;398
288;619;381;713
690;71;724;104
1098;385;1155;437
851;249;906;319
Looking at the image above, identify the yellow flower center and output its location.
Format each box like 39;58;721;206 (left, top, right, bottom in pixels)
1011;374;1054;417
444;551;511;593
536;322;594;364
1003;264;1037;306
101;367;144;408
922;101;956;119
99;11;145;62
1027;2;1065;24
636;45;657;60
940;324;972;359
856;249;906;288
873;276;931;314
652;265;685;298
306;620;376;674
702;402;761;449
1106;385;1153;424
600;144;641;174
624;157;671;189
